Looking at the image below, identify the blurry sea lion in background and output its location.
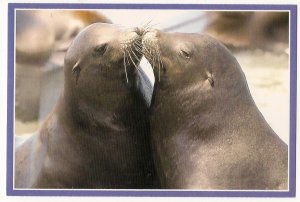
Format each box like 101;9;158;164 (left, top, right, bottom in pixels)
16;10;111;66
15;10;112;122
203;11;289;52
52;10;112;52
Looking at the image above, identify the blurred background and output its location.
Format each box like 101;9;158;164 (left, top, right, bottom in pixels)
15;10;289;144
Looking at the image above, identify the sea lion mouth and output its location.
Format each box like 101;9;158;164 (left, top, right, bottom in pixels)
121;31;144;83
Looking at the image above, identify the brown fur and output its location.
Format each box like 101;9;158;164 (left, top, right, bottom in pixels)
142;29;288;189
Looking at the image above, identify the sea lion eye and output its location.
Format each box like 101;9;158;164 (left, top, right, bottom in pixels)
180;50;191;59
94;43;108;56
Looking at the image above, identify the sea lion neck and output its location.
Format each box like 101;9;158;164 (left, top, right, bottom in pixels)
60;82;134;134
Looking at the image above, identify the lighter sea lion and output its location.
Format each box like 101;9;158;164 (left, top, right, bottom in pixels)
16;10;111;66
14;23;158;189
141;29;288;189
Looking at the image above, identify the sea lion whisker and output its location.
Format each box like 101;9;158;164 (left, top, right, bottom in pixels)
128;49;141;70
132;40;143;53
133;40;143;48
142;20;153;30
133;49;143;60
129;46;141;63
121;41;134;46
142;44;152;56
132;41;143;53
133;45;143;55
146;47;155;62
158;54;162;82
145;50;153;60
125;48;139;70
150;47;157;64
149;47;153;58
123;52;129;83
142;21;158;32
133;40;143;49
123;48;131;65
124;53;129;69
158;60;161;82
146;23;158;30
152;49;157;67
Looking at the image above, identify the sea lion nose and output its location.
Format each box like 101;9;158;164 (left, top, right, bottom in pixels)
134;27;145;36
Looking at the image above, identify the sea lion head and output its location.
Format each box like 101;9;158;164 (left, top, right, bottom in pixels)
63;23;143;126
141;29;251;109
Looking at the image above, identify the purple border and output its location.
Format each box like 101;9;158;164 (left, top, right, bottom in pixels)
7;3;297;197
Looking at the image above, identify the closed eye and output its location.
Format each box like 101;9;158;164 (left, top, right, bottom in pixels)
180;50;191;59
94;43;108;56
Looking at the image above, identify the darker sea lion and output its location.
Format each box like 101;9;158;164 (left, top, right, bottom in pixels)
141;29;288;189
15;23;158;189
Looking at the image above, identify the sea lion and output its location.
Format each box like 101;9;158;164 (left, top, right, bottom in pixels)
15;10;112;122
203;11;289;52
16;10;111;66
16;10;55;65
14;23;158;189
141;29;288;189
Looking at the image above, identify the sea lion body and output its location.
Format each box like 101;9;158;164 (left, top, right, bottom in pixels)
142;30;288;189
15;23;157;189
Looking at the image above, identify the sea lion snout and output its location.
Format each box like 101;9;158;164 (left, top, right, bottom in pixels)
141;29;161;66
120;29;143;57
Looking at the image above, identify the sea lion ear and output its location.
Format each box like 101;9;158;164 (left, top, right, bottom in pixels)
72;59;81;85
206;71;214;87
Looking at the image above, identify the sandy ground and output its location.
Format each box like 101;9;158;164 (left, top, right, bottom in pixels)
235;50;289;144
